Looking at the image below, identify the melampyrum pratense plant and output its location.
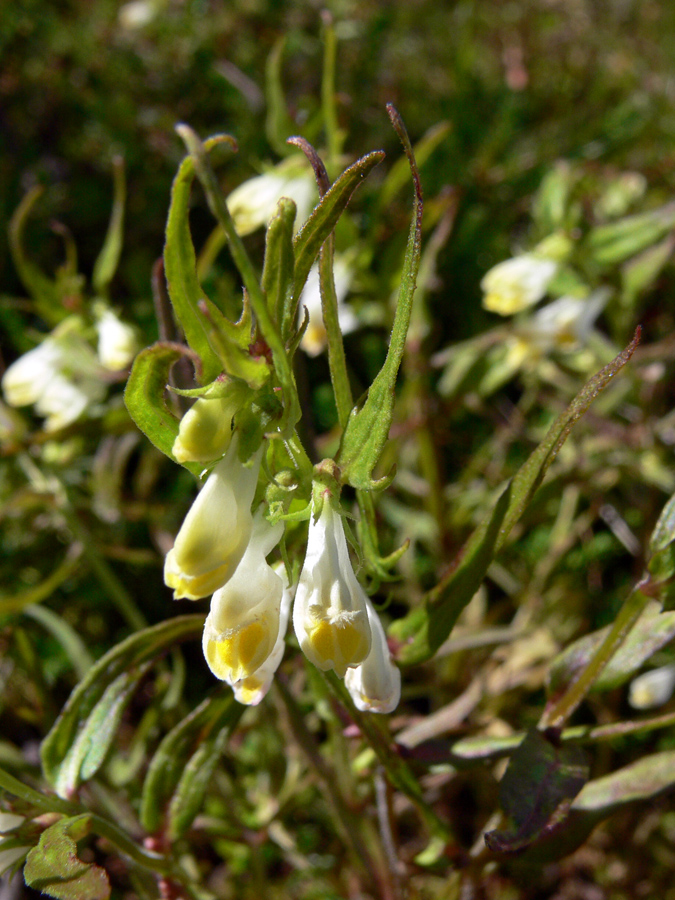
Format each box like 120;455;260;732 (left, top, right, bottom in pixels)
6;33;675;899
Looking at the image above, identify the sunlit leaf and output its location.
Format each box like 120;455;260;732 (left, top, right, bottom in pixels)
41;616;204;797
24;815;110;900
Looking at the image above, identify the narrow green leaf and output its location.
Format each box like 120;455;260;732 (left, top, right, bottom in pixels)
547;601;675;698
140;693;239;834
484;730;589;854
265;38;295;157
54;660;154;798
337;106;422;490
621;234;675;303
167;701;243;840
41;616;204;796
291;150;385;311
23;604;94;681
393;329;642;665
586;201;675;266
0;550;81;618
8;187;64;324
92;156;125;296
262;197;297;337
164;134;237;383
24;815;110;900
573;750;675;815
124;342;201;475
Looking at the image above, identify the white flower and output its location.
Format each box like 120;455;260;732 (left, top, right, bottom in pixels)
344;598;401;713
95;307;138;371
299;256;358;357
0;812;27;877
203;513;284;685
118;0;158;29
505;290;608;368
481;254;558;316
230;567;293;706
226;157;316;236
628;664;675;710
172;397;236;464
2;319;106;431
164;436;262;600
293;497;371;677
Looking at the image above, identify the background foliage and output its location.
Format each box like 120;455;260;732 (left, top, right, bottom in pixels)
4;1;675;898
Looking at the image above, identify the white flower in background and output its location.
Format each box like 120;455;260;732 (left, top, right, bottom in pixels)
95;306;138;371
299;256;359;357
293;496;371;677
481;254;558;316
226;156;316;237
345;597;400;713
506;290;608;367
172;397;236;464
203;513;284;685
0;812;27;877
2;319;106;432
628;664;675;710
164;436;262;600
230;567;293;706
118;0;158;29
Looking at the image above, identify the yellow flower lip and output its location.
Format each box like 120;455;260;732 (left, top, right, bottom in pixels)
293;498;372;677
202;513;285;687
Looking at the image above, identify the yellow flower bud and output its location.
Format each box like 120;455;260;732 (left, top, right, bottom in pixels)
172;397;235;464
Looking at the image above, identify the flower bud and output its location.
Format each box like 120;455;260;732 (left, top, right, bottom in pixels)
172;397;236;464
203;513;284;684
95;307;138;371
230;566;292;706
164;436;261;600
345;598;401;714
293;497;371;677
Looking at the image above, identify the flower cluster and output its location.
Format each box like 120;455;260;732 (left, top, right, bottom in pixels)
1;308;137;432
165;418;400;712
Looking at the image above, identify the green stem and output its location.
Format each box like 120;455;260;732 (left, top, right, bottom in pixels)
541;585;651;729
325;672;454;843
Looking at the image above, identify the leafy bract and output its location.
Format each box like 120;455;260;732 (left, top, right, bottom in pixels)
124;342;202;475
